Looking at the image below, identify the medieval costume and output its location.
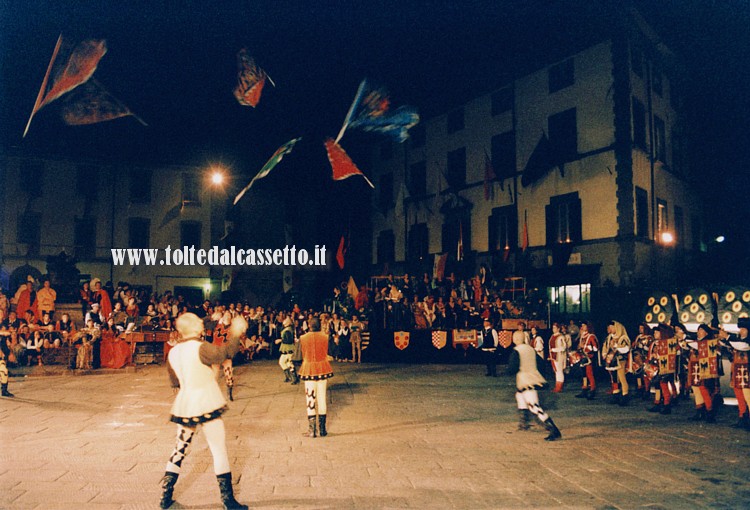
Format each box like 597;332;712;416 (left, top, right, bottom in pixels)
603;321;631;405
548;323;567;393
727;318;750;429
350;316;365;363
278;317;299;384
508;334;561;441
213;312;238;401
574;322;598;399
687;324;721;422
0;349;13;397
298;318;334;438
160;313;247;510
632;323;653;399
648;323;678;415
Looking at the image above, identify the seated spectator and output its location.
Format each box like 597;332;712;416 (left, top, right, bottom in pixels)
85;303;105;327
55;313;76;344
74;319;101;370
38;312;60;349
20;329;44;366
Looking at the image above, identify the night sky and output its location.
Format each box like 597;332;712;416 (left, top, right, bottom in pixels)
1;0;748;274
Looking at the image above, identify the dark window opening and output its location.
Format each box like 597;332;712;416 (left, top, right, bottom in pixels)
447;108;465;134
446;147;466;188
635;186;649;239
546;192;582;245
491;87;513;116
549;58;574;93
489;205;518;252
128;218;151;249
548;108;577;161
491;131;516;179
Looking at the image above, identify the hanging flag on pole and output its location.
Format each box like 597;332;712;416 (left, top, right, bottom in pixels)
336;235;347;270
484;150;497;201
233;48;274;108
59;79;146;126
336;79;419;143
521;210;529;252
457;221;464;261
24;36;108;137
347;276;359;301
234;137;302;205
324;138;375;188
433;253;448;280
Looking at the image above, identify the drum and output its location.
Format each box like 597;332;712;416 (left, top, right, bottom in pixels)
632;350;645;374
644;360;659;379
604;351;620;371
567;350;590;368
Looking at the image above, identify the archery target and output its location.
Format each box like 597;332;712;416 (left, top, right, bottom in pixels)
718;287;750;326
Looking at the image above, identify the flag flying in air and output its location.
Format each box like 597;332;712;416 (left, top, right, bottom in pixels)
233;48;274;108
324;138;375;188
24;35;108;137
336;79;419;143
60;79;145;126
233;137;302;205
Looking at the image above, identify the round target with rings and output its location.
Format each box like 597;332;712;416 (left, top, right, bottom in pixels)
733;301;743;313
680;311;690;322
690;303;700;313
698;294;709;305
696;311;706;322
722;311;732;323
684;295;693;305
660;296;669;306
725;291;735;302
743;291;750;302
645;313;653;322
648;297;656;306
657;312;666;322
653;304;661;313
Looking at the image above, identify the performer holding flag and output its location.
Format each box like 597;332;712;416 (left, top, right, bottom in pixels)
160;313;248;510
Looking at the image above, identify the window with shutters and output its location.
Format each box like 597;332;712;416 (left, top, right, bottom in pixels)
546;192;581;245
408;223;429;262
182;173;201;206
446;147;466;188
635;186;649;239
491;131;516;179
409;161;426;196
488;205;517;253
377;230;395;264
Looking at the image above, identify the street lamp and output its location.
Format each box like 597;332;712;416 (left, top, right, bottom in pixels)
660;231;674;245
715;235;725;243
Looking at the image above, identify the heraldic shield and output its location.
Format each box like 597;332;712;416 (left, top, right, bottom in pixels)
394;331;410;350
431;330;447;349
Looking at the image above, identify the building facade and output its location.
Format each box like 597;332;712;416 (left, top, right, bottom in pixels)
0;151;226;303
369;11;703;316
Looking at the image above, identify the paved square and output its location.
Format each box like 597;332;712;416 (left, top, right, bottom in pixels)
1;361;748;509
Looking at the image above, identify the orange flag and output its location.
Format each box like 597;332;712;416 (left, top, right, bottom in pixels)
24;36;107;137
324;138;375;188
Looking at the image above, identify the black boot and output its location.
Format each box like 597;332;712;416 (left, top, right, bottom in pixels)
647;403;662;413
290;368;300;385
659;402;671;414
227;385;234;402
319;414;328;436
216;472;247;510
705;408;716;423
518;409;531;431
574;389;589;399
688;406;706;421
609;392;621;405
731;412;746;428
159;471;179;509
283;369;291;383
303;415;317;437
542;417;562;441
585;389;596;400
618;394;629;407
1;383;14;398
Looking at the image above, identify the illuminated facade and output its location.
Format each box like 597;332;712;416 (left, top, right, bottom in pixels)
0;151;226;302
369;10;702;312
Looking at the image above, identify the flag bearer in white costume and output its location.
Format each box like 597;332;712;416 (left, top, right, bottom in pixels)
159;313;248;510
508;333;562;441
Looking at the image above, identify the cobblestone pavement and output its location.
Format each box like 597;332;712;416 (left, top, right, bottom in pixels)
1;361;749;509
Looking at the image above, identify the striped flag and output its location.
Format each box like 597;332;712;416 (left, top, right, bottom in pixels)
431;330;447;349
234;138;302;205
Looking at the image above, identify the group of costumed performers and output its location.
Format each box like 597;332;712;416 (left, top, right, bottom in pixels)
161;313;248;510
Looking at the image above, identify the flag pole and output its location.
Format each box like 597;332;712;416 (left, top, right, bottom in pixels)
335;79;366;143
24;34;63;138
